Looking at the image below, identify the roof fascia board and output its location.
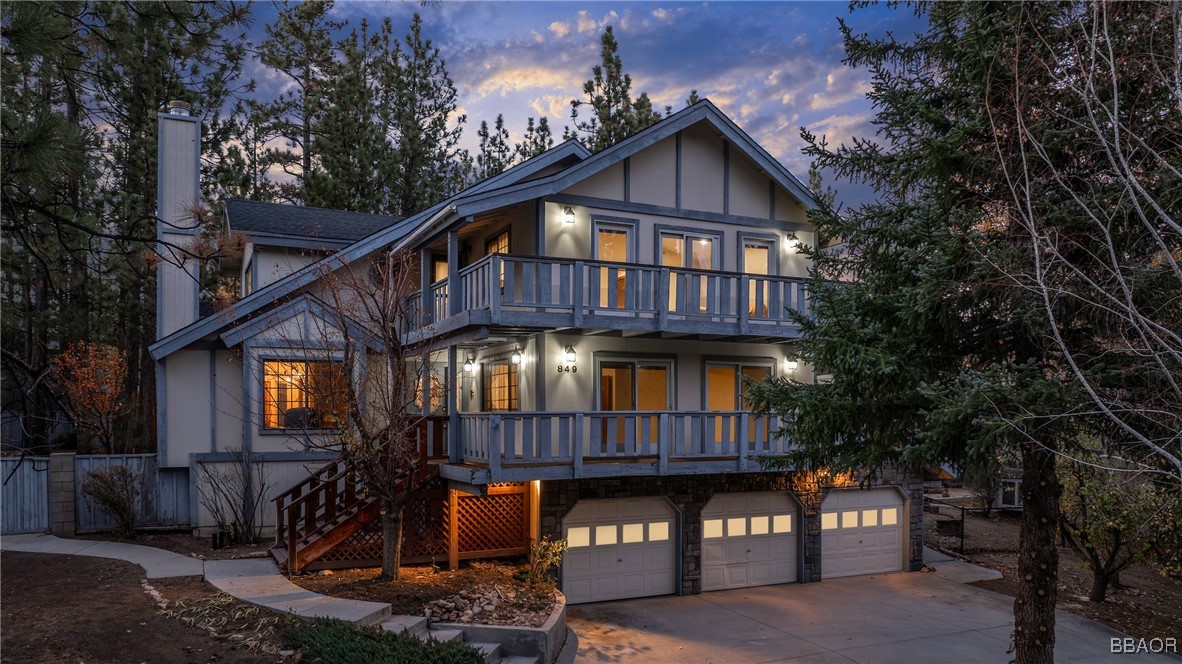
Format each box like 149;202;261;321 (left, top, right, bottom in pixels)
220;293;383;352
242;233;351;251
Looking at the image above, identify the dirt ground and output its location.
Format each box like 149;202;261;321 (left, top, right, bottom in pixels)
924;507;1182;642
292;560;555;627
1;551;286;664
74;530;273;561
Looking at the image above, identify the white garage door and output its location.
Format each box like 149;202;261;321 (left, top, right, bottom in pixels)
702;492;797;591
562;497;677;604
821;488;904;578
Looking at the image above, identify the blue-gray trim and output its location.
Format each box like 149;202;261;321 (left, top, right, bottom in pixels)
448;100;816;222
623;157;631;203
737;232;779;276
533;334;546;412
218;293;383;352
242;342;253;456
675;131;683;210
209;350;217;453
251;347;346;438
551;193;811;232
722;140;730;216
653;224;724;270
590;215;639;262
239;233;351;251
535;200;545;255
156;359;167;466
192;450;339;464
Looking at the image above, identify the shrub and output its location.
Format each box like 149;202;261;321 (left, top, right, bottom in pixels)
80;464;140;538
281;617;484;664
527;535;568;589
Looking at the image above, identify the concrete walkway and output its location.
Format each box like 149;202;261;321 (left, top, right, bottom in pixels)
1;533;389;624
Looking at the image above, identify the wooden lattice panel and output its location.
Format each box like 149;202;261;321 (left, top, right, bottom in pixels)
456;483;527;556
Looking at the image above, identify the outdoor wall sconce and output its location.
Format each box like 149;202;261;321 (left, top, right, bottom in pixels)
463;354;475;374
564;345;577;363
784;232;801;254
511;348;523;365
785;358;799;371
562;206;576;224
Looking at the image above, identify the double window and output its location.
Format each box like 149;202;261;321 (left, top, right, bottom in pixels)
262;360;347;430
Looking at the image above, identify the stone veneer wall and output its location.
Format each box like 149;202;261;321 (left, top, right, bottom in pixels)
538;466;923;595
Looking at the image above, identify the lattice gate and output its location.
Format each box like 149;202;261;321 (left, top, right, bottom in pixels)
304;479;529;571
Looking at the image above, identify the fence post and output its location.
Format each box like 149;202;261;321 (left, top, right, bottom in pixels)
49;452;76;537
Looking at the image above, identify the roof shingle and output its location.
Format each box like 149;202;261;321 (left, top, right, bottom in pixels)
224;199;402;243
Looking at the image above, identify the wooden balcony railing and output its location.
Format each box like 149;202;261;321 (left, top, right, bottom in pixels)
409;254;810;338
455;410;792;481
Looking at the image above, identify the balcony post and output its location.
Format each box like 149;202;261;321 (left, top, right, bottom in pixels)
658;413;669;475
420;248;432;325
572;261;584;327
489;414;502;481
447;344;459;463
573;413;584;478
738;414;749;472
657;267;670;327
490;254;502;324
447;228;462;317
738;275;750;335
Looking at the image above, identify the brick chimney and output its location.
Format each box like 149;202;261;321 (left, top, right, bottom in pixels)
156;101;202;339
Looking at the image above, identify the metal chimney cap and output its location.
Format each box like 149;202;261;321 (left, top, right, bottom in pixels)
167;100;192;116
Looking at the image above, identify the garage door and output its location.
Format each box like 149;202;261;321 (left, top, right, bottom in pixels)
821;488;904;578
562;497;676;604
702;492;797;591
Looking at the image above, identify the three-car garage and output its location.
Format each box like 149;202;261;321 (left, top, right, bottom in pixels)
559;487;908;604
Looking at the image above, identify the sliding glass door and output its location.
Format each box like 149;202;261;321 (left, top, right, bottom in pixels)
661;231;716;313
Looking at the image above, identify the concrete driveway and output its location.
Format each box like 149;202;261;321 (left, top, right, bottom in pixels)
567;557;1179;664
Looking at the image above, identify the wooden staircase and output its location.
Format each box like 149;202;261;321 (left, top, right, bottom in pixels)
271;417;448;574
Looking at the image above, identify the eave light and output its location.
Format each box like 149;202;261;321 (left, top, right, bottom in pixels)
562;206;576;225
785;358;799;372
511;348;523;365
564;345;577;363
463;354;475;373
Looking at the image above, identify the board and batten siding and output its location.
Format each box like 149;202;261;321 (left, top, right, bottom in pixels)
156;112;201;339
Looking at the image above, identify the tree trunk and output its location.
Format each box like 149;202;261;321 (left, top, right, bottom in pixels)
381;500;403;581
1089;570;1111;603
1013;440;1060;664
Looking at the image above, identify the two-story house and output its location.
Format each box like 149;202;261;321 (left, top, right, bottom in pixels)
149;99;923;605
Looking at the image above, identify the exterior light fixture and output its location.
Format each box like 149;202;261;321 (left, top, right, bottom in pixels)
564;345;577;364
562;206;576;224
784;232;801;253
511;348;523;365
786;358;799;371
463;354;475;373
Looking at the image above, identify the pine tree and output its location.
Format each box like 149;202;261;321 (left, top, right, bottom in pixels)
255;0;342;204
475;114;512;180
569;26;663;152
383;13;467;216
514;116;554;161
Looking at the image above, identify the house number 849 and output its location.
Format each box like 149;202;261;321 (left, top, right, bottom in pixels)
557;365;577;373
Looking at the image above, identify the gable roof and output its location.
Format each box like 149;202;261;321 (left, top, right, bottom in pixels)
148;140;592;360
225;199;401;248
149;102;814;361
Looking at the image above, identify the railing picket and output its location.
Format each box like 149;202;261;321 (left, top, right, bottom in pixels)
573;413;584;478
573;262;585;325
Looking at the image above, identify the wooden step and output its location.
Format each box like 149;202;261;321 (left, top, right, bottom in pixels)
269;546;289;568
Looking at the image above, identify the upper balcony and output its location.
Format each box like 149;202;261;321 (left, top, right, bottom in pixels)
406;254;810;344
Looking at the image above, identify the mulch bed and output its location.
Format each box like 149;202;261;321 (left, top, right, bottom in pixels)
292;560;556;627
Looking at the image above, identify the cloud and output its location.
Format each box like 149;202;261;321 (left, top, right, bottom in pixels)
576;11;598;34
808;68;872;111
531;30;545;44
529;94;572;120
549;21;570;38
476;67;581;97
808;112;876;149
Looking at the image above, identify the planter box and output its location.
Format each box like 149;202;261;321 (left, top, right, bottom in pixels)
434;590;566;663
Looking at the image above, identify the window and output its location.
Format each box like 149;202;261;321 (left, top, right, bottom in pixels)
263;360;347;430
661;230;718;313
742;239;774;316
481;361;519;411
594;220;634;308
999;480;1022;508
432;258;448;283
486;230;509;256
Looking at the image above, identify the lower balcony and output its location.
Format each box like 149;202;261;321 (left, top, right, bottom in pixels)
439;411;793;484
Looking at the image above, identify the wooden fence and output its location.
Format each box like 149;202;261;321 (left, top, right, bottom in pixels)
1;455;50;533
74;454;190;531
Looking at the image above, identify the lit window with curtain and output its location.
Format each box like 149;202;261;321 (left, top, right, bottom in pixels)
481;361;519;411
263;360;347;429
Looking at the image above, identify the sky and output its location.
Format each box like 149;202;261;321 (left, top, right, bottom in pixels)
244;1;926;207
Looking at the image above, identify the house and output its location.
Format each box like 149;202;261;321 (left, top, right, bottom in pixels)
149;98;923;604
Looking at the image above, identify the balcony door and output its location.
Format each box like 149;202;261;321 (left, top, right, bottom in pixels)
594;221;634;309
742;240;774;317
661;231;718;313
705;362;773;449
598;360;672;452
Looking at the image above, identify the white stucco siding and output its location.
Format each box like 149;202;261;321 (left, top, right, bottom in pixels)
729;151;770;220
629;135;677;207
680;125;725;214
254;249;317;289
775;186;809;225
163;349;213;467
565;162;625;200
